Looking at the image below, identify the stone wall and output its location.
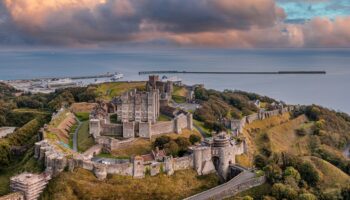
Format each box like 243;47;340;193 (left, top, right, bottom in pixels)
123;122;135;138
139;122;151;138
100;123;122;137
151;121;174;136
173;155;193;171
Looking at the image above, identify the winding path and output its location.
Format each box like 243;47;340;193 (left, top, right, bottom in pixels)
73;117;82;152
184;170;258;200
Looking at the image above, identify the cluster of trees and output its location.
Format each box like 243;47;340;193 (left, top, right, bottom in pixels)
0;116;49;167
153;134;200;157
253;152;350;200
193;87;278;132
0;85;97;126
303;105;350;149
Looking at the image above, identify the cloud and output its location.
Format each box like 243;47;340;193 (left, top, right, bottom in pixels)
303;17;350;47
1;0;350;48
2;0;285;45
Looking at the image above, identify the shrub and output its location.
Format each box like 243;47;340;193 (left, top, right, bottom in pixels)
271;183;298;200
164;141;179;157
296;127;307;136
254;154;268;169
264;164;283;184
298;162;320;186
298;193;317;200
189;134;201;144
153;136;171;149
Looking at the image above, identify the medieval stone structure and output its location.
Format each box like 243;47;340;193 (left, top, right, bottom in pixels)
89;77;193;140
192;133;246;181
229;105;296;135
147;75;173;107
10;173;50;200
114;89;160;123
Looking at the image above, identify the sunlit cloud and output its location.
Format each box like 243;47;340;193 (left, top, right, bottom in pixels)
0;0;350;48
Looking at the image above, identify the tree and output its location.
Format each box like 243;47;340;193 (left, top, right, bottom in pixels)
164;141;179;157
283;167;301;182
254;154;268;169
271;183;298;200
153;136;171;149
298;162;320;186
298;193;317;200
189;134;201;144
264;164;283;184
175;137;191;156
341;185;350;200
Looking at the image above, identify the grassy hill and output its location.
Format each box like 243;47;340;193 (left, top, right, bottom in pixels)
94;82;146;100
303;156;350;190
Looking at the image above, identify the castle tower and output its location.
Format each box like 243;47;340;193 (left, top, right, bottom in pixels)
212;134;234;181
133;156;145;178
89;119;101;138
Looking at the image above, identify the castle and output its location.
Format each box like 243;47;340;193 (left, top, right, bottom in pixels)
89;76;193;141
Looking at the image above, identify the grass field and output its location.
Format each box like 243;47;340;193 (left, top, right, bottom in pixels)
110;129;202;157
158;114;172;121
193;119;211;137
75;112;90;121
77;121;95;152
172;95;187;103
41;168;220;200
303;156;350;190
111;138;152;157
95;82;146;100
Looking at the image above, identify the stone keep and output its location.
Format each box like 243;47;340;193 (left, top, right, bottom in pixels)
116;89;159;123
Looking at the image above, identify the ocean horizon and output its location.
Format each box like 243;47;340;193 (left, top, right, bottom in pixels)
1;48;349;114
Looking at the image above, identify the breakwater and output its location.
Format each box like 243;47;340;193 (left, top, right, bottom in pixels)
139;70;326;75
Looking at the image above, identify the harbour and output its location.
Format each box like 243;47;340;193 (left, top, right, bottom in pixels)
139;70;327;75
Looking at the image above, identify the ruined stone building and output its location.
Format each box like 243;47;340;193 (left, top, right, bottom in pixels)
10;173;50;200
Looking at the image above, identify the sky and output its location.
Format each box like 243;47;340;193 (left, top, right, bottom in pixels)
0;0;350;48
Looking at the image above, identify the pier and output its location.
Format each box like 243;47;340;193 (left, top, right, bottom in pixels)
139;70;326;75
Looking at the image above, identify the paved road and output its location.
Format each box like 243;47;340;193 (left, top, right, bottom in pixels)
73;117;82;152
184;170;256;200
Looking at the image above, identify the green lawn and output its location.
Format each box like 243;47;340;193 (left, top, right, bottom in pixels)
95;153;130;159
158;114;172;121
172;95;186;104
75;112;90;122
95;82;146;100
193;120;212;137
77;121;95;152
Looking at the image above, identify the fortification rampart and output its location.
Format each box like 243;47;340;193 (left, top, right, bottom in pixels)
231;106;296;135
90;112;193;142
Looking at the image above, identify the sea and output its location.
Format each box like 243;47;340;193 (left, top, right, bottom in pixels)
0;48;349;114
